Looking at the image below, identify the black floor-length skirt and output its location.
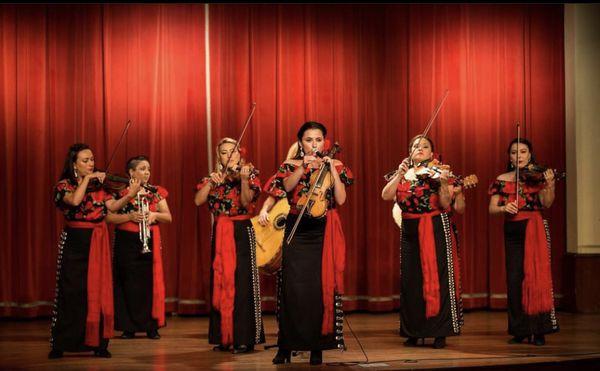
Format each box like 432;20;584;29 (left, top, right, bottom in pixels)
399;213;462;339
504;220;559;337
50;228;109;352
208;219;265;346
277;214;344;351
113;229;159;333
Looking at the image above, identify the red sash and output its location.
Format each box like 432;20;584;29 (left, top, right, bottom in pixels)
402;211;442;318
116;222;166;327
65;221;114;347
507;211;554;315
321;209;346;335
212;215;251;345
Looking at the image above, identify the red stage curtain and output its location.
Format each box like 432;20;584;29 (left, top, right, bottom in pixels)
207;4;565;312
0;4;565;317
0;4;210;316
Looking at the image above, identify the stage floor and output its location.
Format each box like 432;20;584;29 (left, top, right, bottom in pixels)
1;311;599;370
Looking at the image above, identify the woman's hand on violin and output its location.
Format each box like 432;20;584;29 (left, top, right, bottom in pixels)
258;209;270;226
439;169;451;184
127;178;142;197
85;172;106;183
322;156;338;172
209;172;225;187
397;158;410;178
453;185;463;195
544;169;555;186
503;200;519;215
240;165;252;181
303;155;320;168
128;211;144;223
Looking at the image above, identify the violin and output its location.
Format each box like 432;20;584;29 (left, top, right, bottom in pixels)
295;143;341;219
414;159;479;190
82;119;156;194
413;158;451;180
385;158;478;191
223;160;260;183
87;171;158;194
518;163;566;186
286;143;342;245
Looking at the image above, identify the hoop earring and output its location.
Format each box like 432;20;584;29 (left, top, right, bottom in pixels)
509;162;515;170
73;167;78;178
299;143;305;157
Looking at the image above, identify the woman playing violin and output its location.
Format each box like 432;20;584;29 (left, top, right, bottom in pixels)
194;138;264;354
108;155;172;341
49;143;139;359
381;135;463;349
267;122;353;365
488;138;558;346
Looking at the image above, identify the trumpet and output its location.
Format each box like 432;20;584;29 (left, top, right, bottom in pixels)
137;192;151;254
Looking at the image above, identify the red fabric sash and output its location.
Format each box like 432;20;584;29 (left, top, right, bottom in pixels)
321;209;346;335
507;211;554;315
402;211;442;318
116;222;166;327
65;221;114;347
213;215;251;345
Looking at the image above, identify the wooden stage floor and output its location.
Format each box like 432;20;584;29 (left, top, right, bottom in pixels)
1;311;599;370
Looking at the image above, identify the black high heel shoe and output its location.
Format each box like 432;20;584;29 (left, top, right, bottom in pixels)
403;337;418;347
508;335;531;344
93;349;112;358
433;337;446;349
146;330;161;340
120;331;135;339
48;349;63;359
533;334;546;346
213;344;230;352
232;344;254;354
309;350;322;365
272;349;291;364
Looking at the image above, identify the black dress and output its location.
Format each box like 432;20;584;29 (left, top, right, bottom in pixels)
196;174;265;347
267;162;353;351
51;179;113;352
113;186;168;334
489;180;559;337
396;176;463;339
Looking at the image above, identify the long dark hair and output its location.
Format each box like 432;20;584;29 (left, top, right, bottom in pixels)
126;155;150;174
59;143;93;182
293;121;328;159
506;138;535;171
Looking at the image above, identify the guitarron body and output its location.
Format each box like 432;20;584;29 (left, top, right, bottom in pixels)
251;198;290;275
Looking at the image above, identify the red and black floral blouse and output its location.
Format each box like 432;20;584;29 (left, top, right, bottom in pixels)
266;162;354;215
54;179;113;222
396;177;455;214
196;175;262;216
115;186;168;215
488;180;545;211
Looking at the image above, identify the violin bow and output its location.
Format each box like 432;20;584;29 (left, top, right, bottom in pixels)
221;102;257;174
105;120;132;174
515;121;520;209
412;89;449;159
385;89;449;181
